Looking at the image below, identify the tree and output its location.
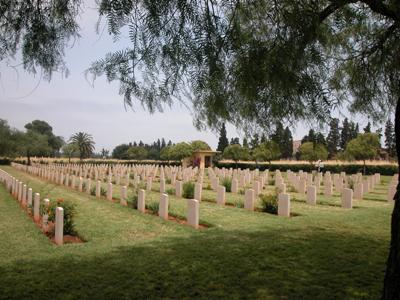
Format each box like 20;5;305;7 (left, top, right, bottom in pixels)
299;142;328;164
18;131;52;165
364;122;372;133
69;132;95;160
190;140;211;151
160;146;173;163
62;143;79;163
340;118;351;150
281;127;293;159
252;141;281;165
168;142;193;161
3;1;400;296
242;137;249;148
25;120;64;156
345;133;381;175
112;144;130;159
0;119;17;157
230;137;240;145
250;133;259;149
126;146;148;160
301;129;316;144
222;144;249;167
327;118;340;158
101;148;109;158
217;123;229;152
385;119;396;159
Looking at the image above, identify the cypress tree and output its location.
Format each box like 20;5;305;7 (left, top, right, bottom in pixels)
217;123;229;152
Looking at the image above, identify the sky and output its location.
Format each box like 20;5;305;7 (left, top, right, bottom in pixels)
0;1;381;152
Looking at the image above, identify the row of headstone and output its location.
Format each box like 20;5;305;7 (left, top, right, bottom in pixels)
0;169;64;245
135;189;200;229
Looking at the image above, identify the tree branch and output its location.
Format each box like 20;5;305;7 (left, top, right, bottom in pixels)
359;0;399;21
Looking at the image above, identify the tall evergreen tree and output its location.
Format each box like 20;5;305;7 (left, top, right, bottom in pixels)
327;118;340;158
250;133;259;149
281;127;293;159
242;137;249;148
217;123;229;152
385;119;396;158
364;122;371;133
161;138;166;148
230;137;240;145
340;118;351;150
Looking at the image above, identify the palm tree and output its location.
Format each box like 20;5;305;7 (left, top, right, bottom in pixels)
69;132;95;161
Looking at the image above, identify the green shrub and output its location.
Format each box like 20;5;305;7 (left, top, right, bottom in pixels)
221;177;232;192
234;200;244;208
216;161;398;175
268;179;275;185
238;189;245;195
205;183;212;190
46;199;77;235
348;177;355;190
183;182;195;199
166;178;171;184
130;192;138;209
259;193;278;214
166;188;175;195
100;187;107;196
146;202;160;214
90;187;96;196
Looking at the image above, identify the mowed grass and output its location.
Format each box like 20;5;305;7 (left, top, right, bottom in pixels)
0;166;394;299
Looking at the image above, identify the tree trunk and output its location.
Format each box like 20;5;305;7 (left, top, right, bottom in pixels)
382;97;400;299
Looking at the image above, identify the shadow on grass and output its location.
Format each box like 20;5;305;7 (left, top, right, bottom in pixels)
0;227;387;300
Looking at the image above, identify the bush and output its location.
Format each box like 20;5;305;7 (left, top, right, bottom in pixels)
221;177;232;192
130;192;138;209
238;189;245;195
90;187;96;196
348;177;355;190
205;183;212;190
47;199;77;235
100;187;107;196
166;188;175;195
146;202;160;214
234;199;244;208
166;178;171;184
216;162;398;175
183;182;195;199
259;193;278;214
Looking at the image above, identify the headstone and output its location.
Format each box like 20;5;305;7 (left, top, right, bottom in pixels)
341;188;353;209
324;181;333;196
120;186;128;206
78;177;83;192
160;178;166;193
22;184;27;207
244;189;255;211
146;177;153;191
138;189;146;212
175;181;183;198
306;186;317;205
194;183;202;201
159;193;169;220
298;178;306;194
216;185;226;205
27;188;33;207
34;193;40;222
186;199;199;229
231;179;238;194
278;193;290;217
96;180;101;198
86;179;92;195
354;182;363;200
55;207;64;245
107;182;113;201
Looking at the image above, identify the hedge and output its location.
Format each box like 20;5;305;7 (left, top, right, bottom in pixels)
215;162;398;176
12;158;181;167
0;158;11;165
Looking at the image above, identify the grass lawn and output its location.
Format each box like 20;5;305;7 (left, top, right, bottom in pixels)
0;165;394;299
